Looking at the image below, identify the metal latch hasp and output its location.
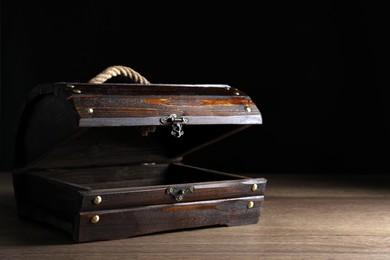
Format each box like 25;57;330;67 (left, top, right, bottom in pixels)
160;114;189;138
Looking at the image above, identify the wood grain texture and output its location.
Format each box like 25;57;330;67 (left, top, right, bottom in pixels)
2;172;390;259
77;196;263;242
57;82;262;126
13;163;266;242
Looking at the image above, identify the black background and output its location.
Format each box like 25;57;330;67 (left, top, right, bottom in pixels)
1;2;389;174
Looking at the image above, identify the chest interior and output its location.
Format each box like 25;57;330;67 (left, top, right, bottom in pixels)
20;125;251;190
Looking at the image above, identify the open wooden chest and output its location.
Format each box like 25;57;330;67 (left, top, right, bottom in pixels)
12;81;267;242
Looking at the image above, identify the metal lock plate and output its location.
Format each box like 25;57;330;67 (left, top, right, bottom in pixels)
166;186;195;201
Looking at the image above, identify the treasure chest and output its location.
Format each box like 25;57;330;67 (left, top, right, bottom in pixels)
12;66;267;242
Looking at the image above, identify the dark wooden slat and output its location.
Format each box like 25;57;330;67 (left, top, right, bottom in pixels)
73;95;254;107
77;196;264;242
72;94;261;126
20;164;265;211
62;83;261;127
80;179;265;211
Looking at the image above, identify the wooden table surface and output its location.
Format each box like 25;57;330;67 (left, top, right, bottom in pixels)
1;171;390;259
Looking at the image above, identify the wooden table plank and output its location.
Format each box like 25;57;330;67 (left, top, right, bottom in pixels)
1;172;390;259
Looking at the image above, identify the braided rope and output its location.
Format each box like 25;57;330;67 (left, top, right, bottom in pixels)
88;65;150;84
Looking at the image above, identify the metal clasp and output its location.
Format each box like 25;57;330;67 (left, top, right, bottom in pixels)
166;186;195;201
160;114;189;138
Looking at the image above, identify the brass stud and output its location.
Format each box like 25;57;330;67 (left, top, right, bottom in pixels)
93;196;102;205
247;201;254;209
235;92;240;96
73;89;82;94
90;215;100;224
66;84;75;89
244;106;252;112
251;184;258;191
84;108;94;114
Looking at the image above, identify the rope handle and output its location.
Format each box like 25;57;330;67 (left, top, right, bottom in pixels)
88;65;150;84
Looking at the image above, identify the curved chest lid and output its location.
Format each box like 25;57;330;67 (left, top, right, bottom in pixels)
14;83;262;170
